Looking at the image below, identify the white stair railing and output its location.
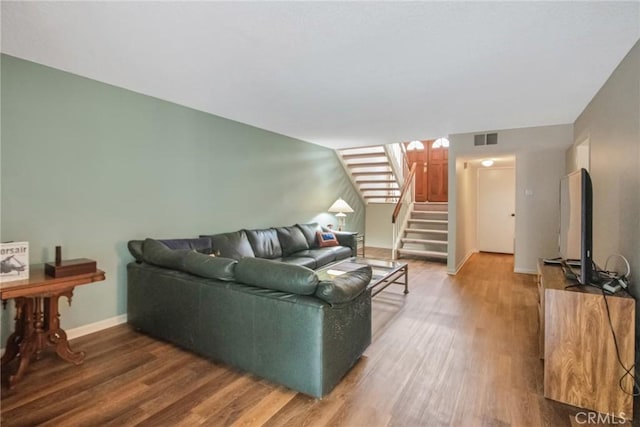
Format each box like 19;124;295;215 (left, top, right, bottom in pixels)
384;143;405;186
392;162;416;260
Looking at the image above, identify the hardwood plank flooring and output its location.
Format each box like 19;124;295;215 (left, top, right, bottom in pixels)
1;250;631;426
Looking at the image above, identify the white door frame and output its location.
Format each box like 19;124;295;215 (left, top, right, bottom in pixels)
476;166;516;254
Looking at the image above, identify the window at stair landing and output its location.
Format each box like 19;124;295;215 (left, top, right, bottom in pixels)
406;140;424;151
432;138;450;149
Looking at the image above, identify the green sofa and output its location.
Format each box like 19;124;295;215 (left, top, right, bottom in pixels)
126;224;371;398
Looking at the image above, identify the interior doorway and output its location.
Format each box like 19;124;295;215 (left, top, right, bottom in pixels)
477;166;516;254
404;138;449;202
575;137;590;171
427;138;448;202
405;140;427;202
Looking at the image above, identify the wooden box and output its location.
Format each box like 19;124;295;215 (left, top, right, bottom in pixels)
45;258;97;278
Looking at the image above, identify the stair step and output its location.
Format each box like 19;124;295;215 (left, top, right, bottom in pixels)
413;202;448;212
364;195;399;200
346;162;390;168
411;210;448;215
363;193;401;198
405;228;448;234
352;171;394;176
407;219;448;224
339;146;385;155
359;185;399;190
362;188;400;193
397;248;447;258
355;179;397;184
414;202;448;204
342;152;388;160
401;238;447;245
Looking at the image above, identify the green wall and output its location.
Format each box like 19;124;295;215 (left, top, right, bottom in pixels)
0;54;364;338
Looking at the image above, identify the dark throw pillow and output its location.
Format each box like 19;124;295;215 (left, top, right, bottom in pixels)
203;230;256;260
316;231;339;248
276;226;310;256
142;238;191;270
296;223;322;248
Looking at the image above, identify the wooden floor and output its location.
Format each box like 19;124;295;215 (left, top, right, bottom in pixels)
0;250;631;426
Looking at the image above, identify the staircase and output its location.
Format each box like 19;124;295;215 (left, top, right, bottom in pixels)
337;146;401;203
397;202;448;260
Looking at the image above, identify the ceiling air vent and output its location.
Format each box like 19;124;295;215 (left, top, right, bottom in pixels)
486;133;498;145
474;134;486;146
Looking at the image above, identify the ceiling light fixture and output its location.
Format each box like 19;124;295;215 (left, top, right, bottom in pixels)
481;159;494;167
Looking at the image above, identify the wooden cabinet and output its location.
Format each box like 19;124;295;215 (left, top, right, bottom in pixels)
537;259;635;419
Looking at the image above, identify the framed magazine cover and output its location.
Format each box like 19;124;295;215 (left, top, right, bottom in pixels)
0;241;29;282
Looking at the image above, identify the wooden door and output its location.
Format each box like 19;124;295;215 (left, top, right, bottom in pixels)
405;142;428;202
427;142;448;202
477;167;515;253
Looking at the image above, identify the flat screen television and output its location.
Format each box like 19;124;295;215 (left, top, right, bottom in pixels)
559;168;593;285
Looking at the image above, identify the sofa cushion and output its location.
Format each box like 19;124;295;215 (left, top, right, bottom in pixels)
329;245;353;261
235;257;318;295
158;237;213;254
316;231;339;248
315;265;372;304
128;240;145;262
182;251;237;281
276;226;309;256
204;230;255;260
296;223;322;249
245;228;283;259
296;248;337;268
142;238;191;270
276;256;317;269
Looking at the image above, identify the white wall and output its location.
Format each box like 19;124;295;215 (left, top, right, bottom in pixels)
449;124;573;274
365;203;396;249
570;41;639;290
453;159;478;270
514;149;566;273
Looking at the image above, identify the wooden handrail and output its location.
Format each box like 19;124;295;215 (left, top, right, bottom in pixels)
392;162;416;223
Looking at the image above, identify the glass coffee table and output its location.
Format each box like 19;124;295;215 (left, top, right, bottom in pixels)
316;257;408;297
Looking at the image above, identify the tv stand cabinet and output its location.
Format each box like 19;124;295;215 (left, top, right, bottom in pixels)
537;259;635;419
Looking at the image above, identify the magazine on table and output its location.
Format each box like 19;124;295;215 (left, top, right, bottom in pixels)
0;241;29;282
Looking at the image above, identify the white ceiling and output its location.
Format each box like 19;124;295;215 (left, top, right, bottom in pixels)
2;2;639;149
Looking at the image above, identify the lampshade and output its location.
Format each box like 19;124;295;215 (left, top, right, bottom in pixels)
328;198;354;214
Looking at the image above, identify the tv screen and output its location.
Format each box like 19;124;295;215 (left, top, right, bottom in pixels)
559;168;593;284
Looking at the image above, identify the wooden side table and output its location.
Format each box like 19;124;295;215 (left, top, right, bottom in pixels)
1;265;105;388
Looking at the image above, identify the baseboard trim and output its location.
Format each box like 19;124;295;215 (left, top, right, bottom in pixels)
448;250;477;275
66;314;128;340
1;314;127;355
514;267;537;275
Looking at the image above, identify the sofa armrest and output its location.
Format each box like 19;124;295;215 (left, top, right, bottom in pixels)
322;227;357;256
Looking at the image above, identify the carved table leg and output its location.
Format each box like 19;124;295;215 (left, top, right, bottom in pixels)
46;291;85;365
8;335;37;388
1;298;27;367
7;298;37;388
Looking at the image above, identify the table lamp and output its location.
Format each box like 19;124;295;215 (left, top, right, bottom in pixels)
328;198;354;231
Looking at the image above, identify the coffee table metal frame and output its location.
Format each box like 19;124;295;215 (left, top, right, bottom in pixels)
317;257;409;297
